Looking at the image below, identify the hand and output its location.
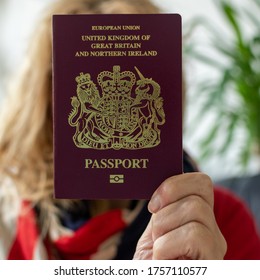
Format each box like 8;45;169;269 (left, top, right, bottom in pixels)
133;173;227;260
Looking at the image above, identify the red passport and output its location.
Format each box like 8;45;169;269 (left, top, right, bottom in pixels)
52;14;182;199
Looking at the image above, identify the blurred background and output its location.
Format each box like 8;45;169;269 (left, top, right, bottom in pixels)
0;0;259;182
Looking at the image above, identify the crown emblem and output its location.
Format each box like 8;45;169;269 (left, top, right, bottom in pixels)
97;66;136;96
75;72;91;85
68;65;166;150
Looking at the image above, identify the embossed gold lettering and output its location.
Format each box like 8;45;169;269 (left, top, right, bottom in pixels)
85;158;149;169
90;51;127;57
122;25;140;30
92;25;122;31
107;35;140;41
91;25;140;31
128;50;157;56
75;51;89;57
114;43;141;49
91;43;113;49
82;35;106;41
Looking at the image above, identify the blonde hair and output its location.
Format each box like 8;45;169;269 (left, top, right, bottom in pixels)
0;0;160;215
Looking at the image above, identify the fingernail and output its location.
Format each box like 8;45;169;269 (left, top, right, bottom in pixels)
148;195;161;213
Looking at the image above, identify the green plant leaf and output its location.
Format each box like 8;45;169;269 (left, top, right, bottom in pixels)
239;133;254;167
186;0;260;169
252;0;260;9
219;114;240;154
219;0;244;47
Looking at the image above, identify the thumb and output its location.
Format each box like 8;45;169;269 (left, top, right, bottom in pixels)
133;219;153;260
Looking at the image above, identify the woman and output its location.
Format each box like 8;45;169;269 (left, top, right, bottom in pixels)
0;0;259;260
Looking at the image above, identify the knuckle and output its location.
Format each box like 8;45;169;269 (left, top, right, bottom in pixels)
198;173;213;188
184;222;204;258
151;211;167;239
186;221;201;238
184;222;227;259
218;230;228;258
153;236;167;259
160;178;173;193
196;173;214;205
151;213;162;237
157;179;174;200
183;195;204;214
222;237;228;256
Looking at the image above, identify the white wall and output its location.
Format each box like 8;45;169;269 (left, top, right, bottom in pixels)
0;0;50;82
0;0;50;103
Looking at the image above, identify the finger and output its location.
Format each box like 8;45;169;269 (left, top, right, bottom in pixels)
148;173;214;213
133;220;153;260
152;222;225;260
151;195;216;241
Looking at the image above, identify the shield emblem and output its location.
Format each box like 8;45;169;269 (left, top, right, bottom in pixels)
98;94;137;134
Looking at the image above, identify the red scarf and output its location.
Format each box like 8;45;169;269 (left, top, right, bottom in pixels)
7;201;142;260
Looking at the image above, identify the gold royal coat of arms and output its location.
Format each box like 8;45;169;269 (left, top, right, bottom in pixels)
68;65;166;150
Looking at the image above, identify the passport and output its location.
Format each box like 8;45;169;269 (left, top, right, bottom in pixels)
52;14;182;199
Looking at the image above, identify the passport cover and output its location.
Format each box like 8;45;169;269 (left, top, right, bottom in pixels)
52;14;182;199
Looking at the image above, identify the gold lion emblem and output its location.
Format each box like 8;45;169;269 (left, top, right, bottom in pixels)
68;66;165;150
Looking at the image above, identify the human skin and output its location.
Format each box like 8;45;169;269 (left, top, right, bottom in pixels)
134;172;227;260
